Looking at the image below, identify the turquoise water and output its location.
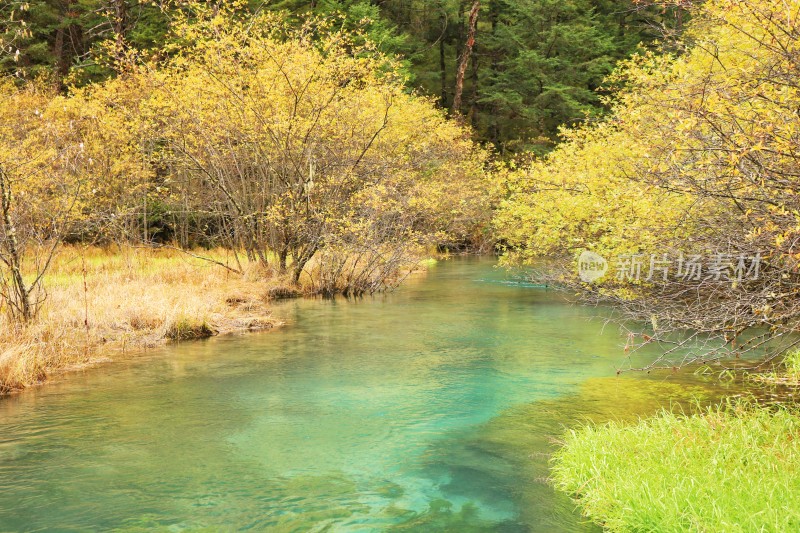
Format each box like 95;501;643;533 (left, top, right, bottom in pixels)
0;259;720;531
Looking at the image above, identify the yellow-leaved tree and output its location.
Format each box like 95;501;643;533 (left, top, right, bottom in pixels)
0;78;149;321
128;3;490;293
495;0;800;368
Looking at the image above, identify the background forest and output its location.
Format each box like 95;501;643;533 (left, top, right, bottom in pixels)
0;0;685;152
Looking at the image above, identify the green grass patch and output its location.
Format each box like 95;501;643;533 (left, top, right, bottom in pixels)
748;350;800;387
417;257;439;268
551;400;800;532
784;350;800;375
165;319;217;341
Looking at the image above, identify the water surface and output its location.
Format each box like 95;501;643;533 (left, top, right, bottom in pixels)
0;259;727;531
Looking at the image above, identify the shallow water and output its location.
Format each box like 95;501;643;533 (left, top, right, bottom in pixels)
0;259;732;531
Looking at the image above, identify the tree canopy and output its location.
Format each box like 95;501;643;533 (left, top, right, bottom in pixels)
0;2;492;308
495;0;800;368
0;0;683;152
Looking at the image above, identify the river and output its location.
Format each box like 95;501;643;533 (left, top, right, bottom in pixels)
0;258;736;531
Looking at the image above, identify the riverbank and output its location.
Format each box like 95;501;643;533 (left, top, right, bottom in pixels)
551;397;800;531
0;246;284;394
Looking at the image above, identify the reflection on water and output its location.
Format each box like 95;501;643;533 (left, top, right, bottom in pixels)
0;259;736;531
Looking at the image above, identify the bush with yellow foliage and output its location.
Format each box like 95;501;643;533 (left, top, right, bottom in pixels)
0;78;150;322
496;0;800;368
120;3;491;292
0;2;492;390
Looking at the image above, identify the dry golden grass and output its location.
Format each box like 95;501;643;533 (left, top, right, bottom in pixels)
0;246;285;393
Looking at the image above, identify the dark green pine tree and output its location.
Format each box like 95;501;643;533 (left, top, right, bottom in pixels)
0;1;74;84
370;0;678;154
476;0;669;154
0;0;169;88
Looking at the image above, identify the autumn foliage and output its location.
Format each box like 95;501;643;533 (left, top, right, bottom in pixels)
496;0;800;367
0;2;491;312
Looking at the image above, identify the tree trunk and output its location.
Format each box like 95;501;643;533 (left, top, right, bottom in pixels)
488;0;501;146
53;26;66;90
291;246;317;284
0;171;31;322
52;1;83;91
453;1;480;115
279;248;288;271
469;41;479;128
439;11;447;107
112;0;128;63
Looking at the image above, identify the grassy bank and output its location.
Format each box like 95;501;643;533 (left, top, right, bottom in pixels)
750;350;800;387
551;400;800;531
0;246;286;393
